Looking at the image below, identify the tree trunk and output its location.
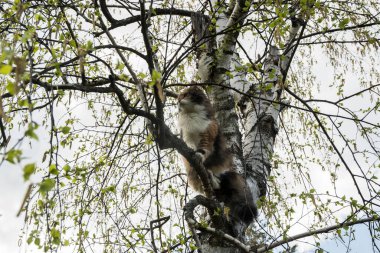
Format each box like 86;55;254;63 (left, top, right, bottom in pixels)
188;1;304;252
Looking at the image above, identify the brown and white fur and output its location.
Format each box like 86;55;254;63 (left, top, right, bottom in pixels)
178;86;257;225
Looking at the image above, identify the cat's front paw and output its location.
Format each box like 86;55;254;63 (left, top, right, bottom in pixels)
195;149;207;163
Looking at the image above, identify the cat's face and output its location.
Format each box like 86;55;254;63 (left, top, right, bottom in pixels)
178;86;208;112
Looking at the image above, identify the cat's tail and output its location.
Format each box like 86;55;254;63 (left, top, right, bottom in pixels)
215;171;257;225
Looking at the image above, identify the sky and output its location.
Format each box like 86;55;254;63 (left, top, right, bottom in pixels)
0;161;26;253
320;224;373;253
0;121;49;253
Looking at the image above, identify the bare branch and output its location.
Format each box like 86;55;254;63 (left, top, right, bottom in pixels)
96;1;199;36
258;216;380;252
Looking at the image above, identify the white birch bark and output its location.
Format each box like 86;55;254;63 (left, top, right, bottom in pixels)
195;1;251;251
192;1;303;251
241;45;282;203
242;23;302;203
209;0;246;171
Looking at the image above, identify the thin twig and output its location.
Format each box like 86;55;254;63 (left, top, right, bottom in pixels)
150;216;170;253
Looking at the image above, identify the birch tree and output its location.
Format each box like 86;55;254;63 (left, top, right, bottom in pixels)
0;0;380;252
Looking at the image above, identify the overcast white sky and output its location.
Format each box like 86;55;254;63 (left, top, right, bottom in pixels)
0;162;26;253
0;121;50;253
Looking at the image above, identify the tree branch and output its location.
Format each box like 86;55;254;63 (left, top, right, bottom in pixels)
96;1;200;36
183;195;234;238
150;216;170;253
139;0;166;148
0;117;8;147
258;216;380;252
31;78;115;93
301;21;380;40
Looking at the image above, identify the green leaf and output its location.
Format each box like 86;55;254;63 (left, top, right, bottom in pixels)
18;99;29;107
85;40;93;50
137;72;146;79
116;61;125;71
34;237;41;246
152;44;158;53
6;149;22;164
69;39;76;47
337;229;343;240
6;81;17;95
264;83;273;91
63;164;71;172
145;133;154;145
49;164;59;175
50;228;61;245
23;163;36;181
61;126;70;134
119;74;130;82
339;18;350;29
101;185;116;194
0;64;12;74
39;178;55;193
190;244;198;251
148;69;162;87
152;70;161;81
25;123;39;140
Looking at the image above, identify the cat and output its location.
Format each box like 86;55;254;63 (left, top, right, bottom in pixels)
178;86;257;225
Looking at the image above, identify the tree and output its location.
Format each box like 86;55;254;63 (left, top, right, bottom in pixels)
0;0;379;252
